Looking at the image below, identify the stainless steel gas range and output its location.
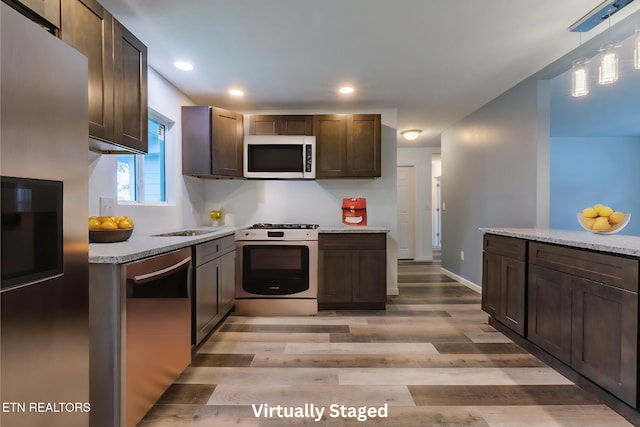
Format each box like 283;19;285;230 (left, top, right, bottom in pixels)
235;224;319;315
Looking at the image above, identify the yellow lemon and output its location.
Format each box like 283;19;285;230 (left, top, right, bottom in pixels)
89;218;102;230
581;216;596;229
101;220;118;230
592;217;612;231
609;211;625;224
598;206;613;217
581;207;598;218
117;219;134;229
594;203;605;214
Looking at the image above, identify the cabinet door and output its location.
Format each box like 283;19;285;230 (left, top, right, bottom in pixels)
527;265;572;364
313;114;347;178
61;0;114;142
194;259;219;345
352;249;386;306
501;257;525;336
113;20;147;153
280;115;313;135
219;250;236;315
181;106;212;176
572;277;638;406
318;249;352;303
347;114;381;177
481;251;501;319
249;115;280;135
211;108;243;177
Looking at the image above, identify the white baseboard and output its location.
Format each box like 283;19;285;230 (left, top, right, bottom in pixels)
440;268;482;294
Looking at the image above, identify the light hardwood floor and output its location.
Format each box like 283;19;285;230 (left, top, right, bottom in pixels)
138;257;632;426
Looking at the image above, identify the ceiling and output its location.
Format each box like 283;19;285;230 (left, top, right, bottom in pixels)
100;0;640;147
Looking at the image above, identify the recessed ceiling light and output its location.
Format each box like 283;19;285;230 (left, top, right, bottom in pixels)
339;86;354;94
174;61;194;71
229;89;244;97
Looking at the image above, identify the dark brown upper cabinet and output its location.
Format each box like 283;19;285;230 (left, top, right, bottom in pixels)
113;20;147;153
3;0;60;32
61;0;147;153
248;115;313;136
182;106;244;179
313;114;381;178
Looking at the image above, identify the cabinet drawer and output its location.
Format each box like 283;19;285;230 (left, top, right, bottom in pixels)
529;242;638;292
483;234;526;261
319;233;386;250
220;234;236;253
195;239;222;266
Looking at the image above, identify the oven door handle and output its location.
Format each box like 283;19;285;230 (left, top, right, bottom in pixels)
131;257;191;284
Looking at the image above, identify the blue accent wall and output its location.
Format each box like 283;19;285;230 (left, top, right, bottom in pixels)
550;137;640;235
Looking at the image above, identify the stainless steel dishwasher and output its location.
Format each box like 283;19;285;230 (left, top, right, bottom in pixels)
124;247;192;427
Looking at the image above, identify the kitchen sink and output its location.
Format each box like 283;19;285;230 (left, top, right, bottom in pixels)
153;229;217;237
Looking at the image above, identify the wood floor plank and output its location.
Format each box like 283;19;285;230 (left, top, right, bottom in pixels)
338;367;574;386
191;354;255;367
408;385;601;406
250;353;547;369
156;384;216;405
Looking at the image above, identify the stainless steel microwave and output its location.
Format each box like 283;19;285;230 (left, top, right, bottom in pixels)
243;135;316;179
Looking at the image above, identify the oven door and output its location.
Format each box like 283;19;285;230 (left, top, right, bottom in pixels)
236;240;318;298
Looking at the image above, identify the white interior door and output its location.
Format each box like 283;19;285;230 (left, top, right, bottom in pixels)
433;176;442;248
397;165;416;259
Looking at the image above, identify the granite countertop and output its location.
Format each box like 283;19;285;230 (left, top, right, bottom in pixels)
481;227;640;257
89;226;245;264
89;224;390;264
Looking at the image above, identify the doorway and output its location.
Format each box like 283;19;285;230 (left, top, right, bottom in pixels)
397;165;416;259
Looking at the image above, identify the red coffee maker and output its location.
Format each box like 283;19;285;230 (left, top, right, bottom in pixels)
342;197;367;226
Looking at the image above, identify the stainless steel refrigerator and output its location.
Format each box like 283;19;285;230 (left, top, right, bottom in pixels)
1;4;90;427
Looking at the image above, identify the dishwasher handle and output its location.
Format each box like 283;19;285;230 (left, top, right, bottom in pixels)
131;257;191;284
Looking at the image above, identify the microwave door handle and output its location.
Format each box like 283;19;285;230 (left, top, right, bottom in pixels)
131;257;191;284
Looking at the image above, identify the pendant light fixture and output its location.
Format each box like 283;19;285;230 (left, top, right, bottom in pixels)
572;32;589;97
572;59;590;97
598;8;620;85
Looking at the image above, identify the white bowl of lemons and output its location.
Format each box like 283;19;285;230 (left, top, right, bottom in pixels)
577;204;630;234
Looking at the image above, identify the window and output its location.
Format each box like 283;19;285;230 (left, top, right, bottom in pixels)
117;115;168;203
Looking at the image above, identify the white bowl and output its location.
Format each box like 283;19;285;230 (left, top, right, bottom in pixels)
576;213;631;234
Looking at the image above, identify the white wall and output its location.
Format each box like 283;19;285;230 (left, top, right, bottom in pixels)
397;147;440;261
88;68;200;235
204;109;399;295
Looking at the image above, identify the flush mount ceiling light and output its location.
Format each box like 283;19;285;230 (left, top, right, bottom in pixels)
174;61;194;71
228;89;244;96
339;86;354;94
569;0;635;32
400;129;422;141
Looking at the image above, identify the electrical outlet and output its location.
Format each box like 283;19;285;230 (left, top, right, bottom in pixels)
442;202;446;211
100;196;115;216
460;251;465;261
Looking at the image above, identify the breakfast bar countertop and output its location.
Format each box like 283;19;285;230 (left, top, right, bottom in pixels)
481;227;640;257
89;227;245;264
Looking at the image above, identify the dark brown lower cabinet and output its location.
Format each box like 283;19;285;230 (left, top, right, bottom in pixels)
571;276;638;406
481;235;526;336
526;241;639;408
527;265;572;364
318;233;386;310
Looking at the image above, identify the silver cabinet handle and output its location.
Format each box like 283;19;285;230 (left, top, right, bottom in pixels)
132;257;190;284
